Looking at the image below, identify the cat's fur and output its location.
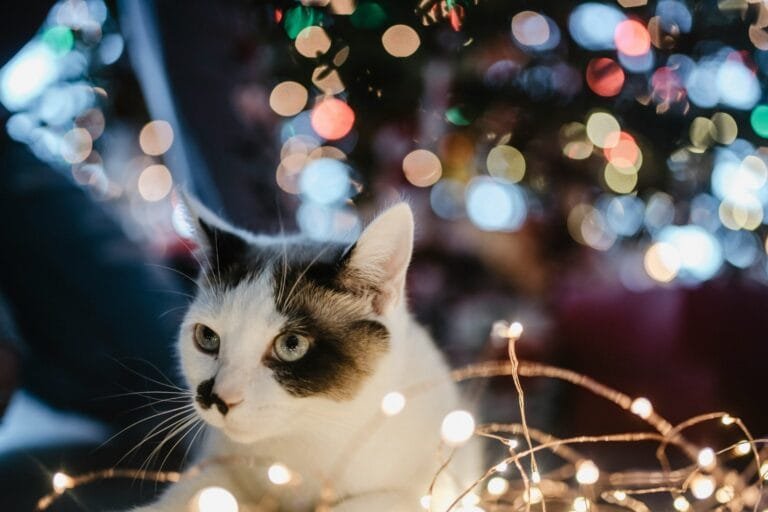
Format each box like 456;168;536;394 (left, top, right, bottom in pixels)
129;200;479;511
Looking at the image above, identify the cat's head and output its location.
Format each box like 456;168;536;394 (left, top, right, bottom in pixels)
177;198;414;444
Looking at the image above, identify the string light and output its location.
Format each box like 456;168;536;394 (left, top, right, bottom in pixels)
380;391;406;416
573;496;591;512
673;496;691;511
440;410;475;446
690;474;716;500
267;463;292;485
696;447;716;469
419;494;431;510
197;486;238;512
575;459;600;484
486;476;509;495
51;472;73;494
630;396;653;419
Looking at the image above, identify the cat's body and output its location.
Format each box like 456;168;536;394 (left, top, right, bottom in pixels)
129;202;479;512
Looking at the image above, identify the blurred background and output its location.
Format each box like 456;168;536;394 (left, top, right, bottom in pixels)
0;0;767;510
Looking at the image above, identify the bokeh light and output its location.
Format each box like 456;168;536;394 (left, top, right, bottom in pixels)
604;132;641;173
402;149;442;187
586;58;624;97
295;26;331;58
657;225;723;281
466;177;527;232
380;391;406;416
512;11;559;51
604;163;638;194
440;410;475;446
569;4;625;51
310;97;354;140
139;120;174;156
60;127;92;163
299;157;350;205
269;81;308;117
560;122;593;159
267;463;292;485
382;25;420;58
311;66;346;95
586;112;621;148
486;145;525;183
751;105;768;138
197;487;238;512
614;20;651;57
137;164;173;202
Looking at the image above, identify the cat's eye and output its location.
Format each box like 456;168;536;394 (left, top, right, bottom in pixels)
273;332;311;362
194;324;220;354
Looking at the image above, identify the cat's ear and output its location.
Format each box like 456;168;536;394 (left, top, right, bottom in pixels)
178;192;249;271
344;203;414;314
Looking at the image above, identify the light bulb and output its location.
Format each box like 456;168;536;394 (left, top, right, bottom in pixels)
440;410;475;446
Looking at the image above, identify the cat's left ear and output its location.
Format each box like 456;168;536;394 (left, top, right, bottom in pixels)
344;203;414;314
178;191;250;270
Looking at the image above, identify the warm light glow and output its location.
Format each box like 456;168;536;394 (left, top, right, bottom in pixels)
735;440;751;455
697;447;715;468
381;391;406;416
690;474;715;500
295;26;331;58
440;410;475;446
508;321;524;339
197;486;238;512
586;112;621;148
494;461;509;472
573;496;590;512
673;496;691;511
139;120;174;156
644;242;680;283
486;476;509;496
721;414;735;425
511;11;550;47
310;98;355;140
531;470;541;484
267;463;292;485
486;145;525;183
270;81;308;117
382;24;421;57
630;397;653;419
52;472;73;494
402;149;442;187
586;58;625;97
575;459;600;484
137;164;173;202
759;461;768;480
523;486;543;504
61;127;93;164
715;485;735;504
420;495;431;510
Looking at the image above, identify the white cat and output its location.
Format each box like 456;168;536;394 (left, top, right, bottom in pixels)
129;201;480;512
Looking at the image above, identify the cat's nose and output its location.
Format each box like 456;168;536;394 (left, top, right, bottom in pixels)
211;390;244;415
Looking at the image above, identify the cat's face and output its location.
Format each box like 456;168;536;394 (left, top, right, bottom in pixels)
177;200;413;444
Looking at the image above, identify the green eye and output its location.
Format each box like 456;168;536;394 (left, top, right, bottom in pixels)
194;324;220;354
273;332;311;362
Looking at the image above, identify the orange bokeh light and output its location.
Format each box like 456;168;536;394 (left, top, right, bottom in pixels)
310;98;355;140
614;20;651;57
604;132;640;171
586;58;625;97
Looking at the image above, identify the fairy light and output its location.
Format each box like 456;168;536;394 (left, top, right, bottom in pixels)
575;459;600;484
267;463;292;485
721;414;735;425
690;474;716;500
530;469;541;484
380;391;406;416
523;486;543;504
494;461;508;472
461;492;480;506
486;476;509;496
197;487;238;512
760;461;768;480
715;485;735;504
419;494;431;510
51;472;73;494
440;410;475;446
697;447;716;469
735;440;751;455
673;496;691;511
630;397;653;419
573;496;591;512
506;438;519;449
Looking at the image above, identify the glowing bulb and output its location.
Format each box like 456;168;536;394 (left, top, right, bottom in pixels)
440;410;475;446
381;391;406;416
735;440;751;455
697;447;715;469
523;487;543;504
690;474;715;500
494;461;509;472
715;485;734;504
197;486;238;512
673;496;691;511
506;438;519;450
721;415;735;426
52;472;73;494
508;321;524;339
531;470;541;484
461;492;480;506
420;495;431;510
267;463;292;485
487;477;509;496
630;397;653;419
614;491;627;501
575;459;600;485
573;496;590;512
759;462;768;480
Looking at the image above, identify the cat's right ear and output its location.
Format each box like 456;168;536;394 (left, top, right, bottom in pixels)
178;191;249;270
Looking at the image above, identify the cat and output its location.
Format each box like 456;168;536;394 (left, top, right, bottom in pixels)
128;199;481;512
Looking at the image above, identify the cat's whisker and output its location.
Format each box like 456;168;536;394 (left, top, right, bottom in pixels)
112;408;198;468
157;417;203;479
179;421;206;471
137;415;199;481
145;262;201;292
96;403;196;453
108;357;187;392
